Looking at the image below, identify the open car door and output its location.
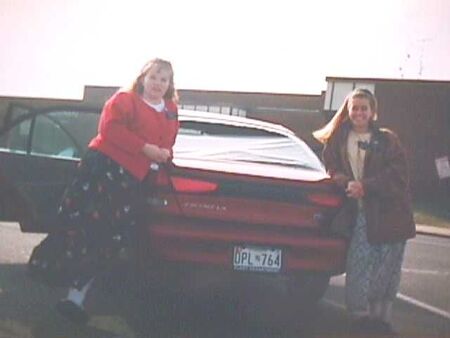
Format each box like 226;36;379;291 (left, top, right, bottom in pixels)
0;108;100;232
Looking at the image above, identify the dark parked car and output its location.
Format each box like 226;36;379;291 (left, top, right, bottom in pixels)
0;106;346;324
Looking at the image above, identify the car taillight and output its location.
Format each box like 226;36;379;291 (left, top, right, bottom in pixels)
170;177;218;193
307;192;342;207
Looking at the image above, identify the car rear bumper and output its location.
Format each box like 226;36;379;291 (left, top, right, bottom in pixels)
143;217;347;276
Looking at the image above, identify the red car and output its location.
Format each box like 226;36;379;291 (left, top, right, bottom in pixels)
0;106;346;323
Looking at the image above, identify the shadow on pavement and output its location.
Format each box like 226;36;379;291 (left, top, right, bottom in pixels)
0;263;126;338
0;262;353;338
93;264;322;338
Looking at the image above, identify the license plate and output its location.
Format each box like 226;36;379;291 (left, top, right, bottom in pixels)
233;246;282;273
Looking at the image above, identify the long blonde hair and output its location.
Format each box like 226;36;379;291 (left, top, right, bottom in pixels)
129;58;178;102
313;88;378;144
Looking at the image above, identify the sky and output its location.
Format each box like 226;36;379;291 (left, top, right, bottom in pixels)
1;0;450;99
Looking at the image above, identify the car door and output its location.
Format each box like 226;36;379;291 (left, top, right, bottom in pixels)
0;108;100;232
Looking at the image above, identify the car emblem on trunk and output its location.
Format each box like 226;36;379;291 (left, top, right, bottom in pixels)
182;202;227;212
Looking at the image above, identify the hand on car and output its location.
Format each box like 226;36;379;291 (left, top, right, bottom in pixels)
159;148;171;162
346;180;365;199
142;144;171;163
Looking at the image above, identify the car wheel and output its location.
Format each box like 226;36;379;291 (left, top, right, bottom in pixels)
289;272;331;306
284;272;331;329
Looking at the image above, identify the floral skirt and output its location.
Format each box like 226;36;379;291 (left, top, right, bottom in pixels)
345;211;406;315
28;150;148;289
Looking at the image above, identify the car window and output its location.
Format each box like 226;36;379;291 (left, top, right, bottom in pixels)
176;121;323;171
0;110;99;159
0;119;31;154
179;121;272;136
31;111;99;159
4;104;31;127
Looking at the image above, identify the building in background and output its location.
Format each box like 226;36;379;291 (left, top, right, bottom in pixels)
178;89;324;151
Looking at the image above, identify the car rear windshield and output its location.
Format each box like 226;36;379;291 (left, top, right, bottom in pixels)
175;121;323;171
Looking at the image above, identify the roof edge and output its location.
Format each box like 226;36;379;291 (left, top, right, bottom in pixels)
82;85;322;98
326;76;450;85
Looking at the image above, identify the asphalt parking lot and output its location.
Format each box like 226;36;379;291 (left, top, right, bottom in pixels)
1;222;449;338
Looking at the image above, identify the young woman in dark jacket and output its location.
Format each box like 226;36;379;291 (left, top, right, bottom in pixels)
313;88;415;334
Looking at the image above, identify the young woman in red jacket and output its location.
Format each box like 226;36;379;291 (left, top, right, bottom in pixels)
28;58;179;324
313;88;415;335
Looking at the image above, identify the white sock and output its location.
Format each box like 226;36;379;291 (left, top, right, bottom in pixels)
66;278;94;308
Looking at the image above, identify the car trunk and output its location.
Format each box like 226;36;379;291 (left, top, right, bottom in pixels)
145;159;347;274
153;159;340;227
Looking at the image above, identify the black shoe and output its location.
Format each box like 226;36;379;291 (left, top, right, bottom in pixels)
352;317;398;336
351;316;375;333
56;299;89;325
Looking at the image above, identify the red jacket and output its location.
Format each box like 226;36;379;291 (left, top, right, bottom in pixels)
89;91;179;180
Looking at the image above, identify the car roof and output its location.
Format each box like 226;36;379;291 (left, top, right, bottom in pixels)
179;109;296;138
0;106;296;139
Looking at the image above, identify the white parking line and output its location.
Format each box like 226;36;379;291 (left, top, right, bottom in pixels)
402;268;450;276
397;293;450;321
0;222;20;229
323;293;450;321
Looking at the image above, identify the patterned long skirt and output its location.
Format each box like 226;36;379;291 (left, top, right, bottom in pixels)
345;211;406;315
28;150;148;290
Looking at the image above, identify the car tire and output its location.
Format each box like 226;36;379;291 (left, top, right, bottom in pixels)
285;272;331;330
289;272;331;306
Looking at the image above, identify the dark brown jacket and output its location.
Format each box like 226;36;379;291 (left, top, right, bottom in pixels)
323;122;416;244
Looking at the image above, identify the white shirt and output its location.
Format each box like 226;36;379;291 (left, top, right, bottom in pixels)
143;98;165;112
347;130;372;208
